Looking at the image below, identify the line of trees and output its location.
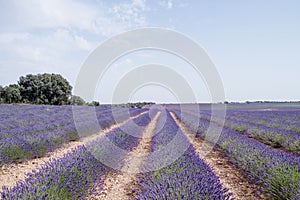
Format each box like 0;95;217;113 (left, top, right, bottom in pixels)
118;102;155;108
0;73;154;107
0;73;94;105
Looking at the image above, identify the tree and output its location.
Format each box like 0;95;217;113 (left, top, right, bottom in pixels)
88;101;100;106
2;84;22;104
70;95;86;105
19;73;72;105
0;85;4;103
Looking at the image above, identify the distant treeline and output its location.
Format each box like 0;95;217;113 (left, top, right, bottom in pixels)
118;102;155;108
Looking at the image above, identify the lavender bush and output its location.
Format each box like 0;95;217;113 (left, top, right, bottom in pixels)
135;112;232;200
199;109;300;153
0;105;146;166
1;112;151;199
173;110;300;199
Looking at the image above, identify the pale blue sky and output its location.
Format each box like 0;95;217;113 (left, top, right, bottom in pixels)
0;0;299;102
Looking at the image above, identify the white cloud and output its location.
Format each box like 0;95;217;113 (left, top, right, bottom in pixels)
3;0;99;32
0;33;30;44
74;35;94;51
92;0;147;37
0;0;149;86
159;0;173;10
177;2;189;8
112;0;146;25
0;28;98;87
167;0;173;9
2;0;148;37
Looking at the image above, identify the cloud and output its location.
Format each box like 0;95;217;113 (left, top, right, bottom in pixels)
0;28;99;87
159;0;173;10
0;0;98;33
112;0;146;25
167;0;173;9
92;0;147;37
1;0;148;37
0;0;149;86
74;35;94;51
0;33;30;44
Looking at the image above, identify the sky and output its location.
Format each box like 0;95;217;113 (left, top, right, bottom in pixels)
0;0;299;103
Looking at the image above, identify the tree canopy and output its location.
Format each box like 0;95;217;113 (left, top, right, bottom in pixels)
0;86;4;103
0;84;21;104
70;95;86;106
18;73;72;105
0;73;103;106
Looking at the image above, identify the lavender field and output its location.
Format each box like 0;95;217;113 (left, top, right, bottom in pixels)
0;103;299;199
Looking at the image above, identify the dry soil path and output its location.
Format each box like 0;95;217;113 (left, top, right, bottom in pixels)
88;112;160;200
170;112;270;200
0;111;147;193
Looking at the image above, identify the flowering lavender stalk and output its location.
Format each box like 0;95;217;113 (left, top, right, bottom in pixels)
173;110;300;199
197;109;300;153
135;111;232;200
0;105;146;166
1;110;151;199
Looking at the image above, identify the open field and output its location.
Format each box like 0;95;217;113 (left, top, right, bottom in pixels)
0;103;299;199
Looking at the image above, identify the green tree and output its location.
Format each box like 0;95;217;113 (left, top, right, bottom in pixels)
0;85;4;103
70;95;86;105
3;84;22;104
19;73;72;105
88;101;100;106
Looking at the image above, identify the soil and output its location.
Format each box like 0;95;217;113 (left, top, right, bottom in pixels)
88;112;160;200
1;111;273;200
170;112;271;200
0;111;147;194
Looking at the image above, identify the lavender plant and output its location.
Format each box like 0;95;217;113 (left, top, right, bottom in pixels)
135;112;232;200
0;105;146;166
199;109;300;153
1;112;151;199
173;110;300;199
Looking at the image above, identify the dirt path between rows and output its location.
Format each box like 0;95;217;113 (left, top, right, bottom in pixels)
0;111;147;193
170;112;270;200
88;112;160;200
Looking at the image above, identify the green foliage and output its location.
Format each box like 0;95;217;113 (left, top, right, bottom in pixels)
0;85;4;103
1;84;22;104
2;144;32;162
69;95;86;105
118;102;155;108
289;140;300;152
0;74;88;105
87;101;100;106
65;130;80;141
18;73;72;105
220;139;232;151
269;164;300;199
235;125;247;133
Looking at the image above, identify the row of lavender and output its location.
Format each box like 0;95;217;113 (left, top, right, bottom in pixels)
172;110;300;199
1;112;151;199
226;109;300;132
0;104;146;166
198;109;300;153
134;111;232;199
